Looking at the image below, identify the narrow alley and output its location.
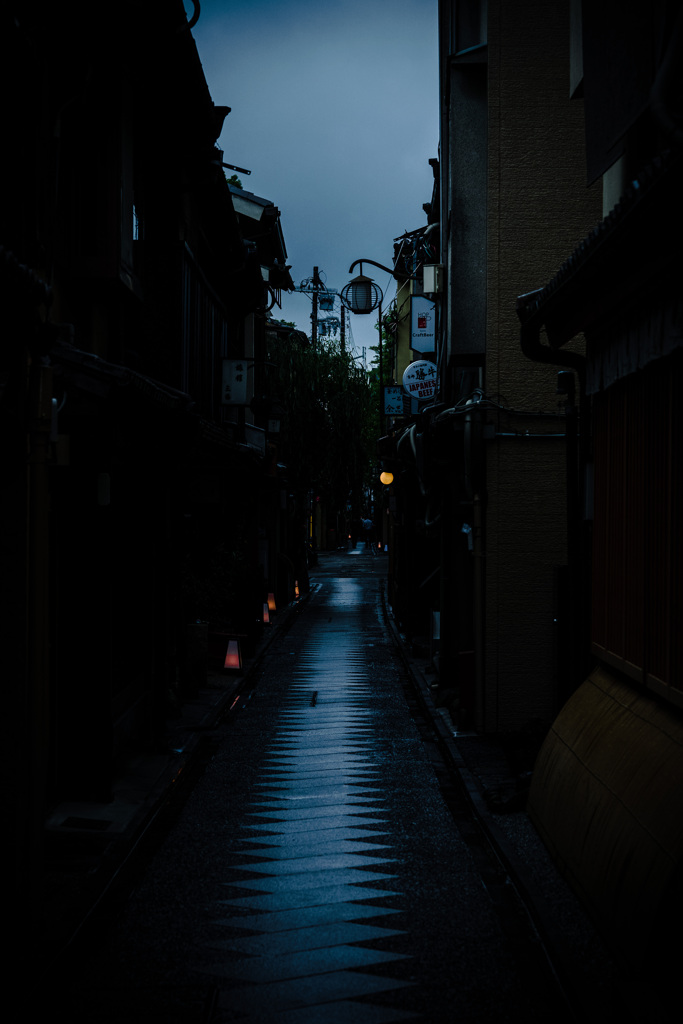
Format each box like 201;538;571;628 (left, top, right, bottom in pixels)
9;7;683;1021
49;549;637;1024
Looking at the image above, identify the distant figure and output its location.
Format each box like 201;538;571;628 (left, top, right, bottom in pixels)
362;517;373;550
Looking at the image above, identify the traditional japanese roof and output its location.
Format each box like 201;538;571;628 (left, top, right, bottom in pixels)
516;146;683;349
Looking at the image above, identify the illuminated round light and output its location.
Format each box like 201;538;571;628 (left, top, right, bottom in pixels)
380;470;394;486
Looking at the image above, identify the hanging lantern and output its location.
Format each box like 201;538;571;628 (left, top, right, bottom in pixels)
340;273;383;314
268;592;277;613
224;639;242;671
263;602;270;624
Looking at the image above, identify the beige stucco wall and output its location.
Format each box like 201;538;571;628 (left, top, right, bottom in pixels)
393;280;413;385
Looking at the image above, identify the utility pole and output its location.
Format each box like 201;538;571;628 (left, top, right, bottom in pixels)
311;266;321;349
294;269;338;349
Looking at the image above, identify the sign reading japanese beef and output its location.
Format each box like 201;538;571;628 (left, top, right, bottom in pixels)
402;360;438;402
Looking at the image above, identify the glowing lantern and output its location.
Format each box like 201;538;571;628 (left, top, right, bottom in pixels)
224;639;242;671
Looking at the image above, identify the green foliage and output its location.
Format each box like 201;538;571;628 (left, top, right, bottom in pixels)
268;330;375;512
365;308;399;437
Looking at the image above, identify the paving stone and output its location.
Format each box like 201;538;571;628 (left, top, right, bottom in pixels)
233;999;419;1023
254;784;382;795
259;767;380;780
220;884;403;912
236;853;396;874
242;816;389;834
238;828;390;847
208;919;406;956
234;839;392;858
213;903;403;933
213;968;414;1014
225;868;398;891
198;941;408;983
246;806;385;822
250;794;382;808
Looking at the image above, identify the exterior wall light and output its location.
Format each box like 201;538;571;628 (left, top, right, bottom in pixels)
380;470;394;485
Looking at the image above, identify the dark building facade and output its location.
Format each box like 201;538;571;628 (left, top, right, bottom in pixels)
518;0;683;974
385;0;602;730
382;0;683;978
2;0;295;947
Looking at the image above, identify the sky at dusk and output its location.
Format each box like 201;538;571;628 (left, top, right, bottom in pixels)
187;0;439;360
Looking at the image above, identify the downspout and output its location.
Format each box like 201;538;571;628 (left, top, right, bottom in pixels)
26;358;53;934
472;490;484;731
517;291;589;706
517;290;586;390
464;394;485;732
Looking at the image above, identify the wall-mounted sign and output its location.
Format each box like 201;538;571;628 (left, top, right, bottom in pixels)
402;360;438;402
410;295;436;353
222;359;248;405
383;386;405;416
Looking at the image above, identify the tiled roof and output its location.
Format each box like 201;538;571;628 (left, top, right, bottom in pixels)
517;147;683;341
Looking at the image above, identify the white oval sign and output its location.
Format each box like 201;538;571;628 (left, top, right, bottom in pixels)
402;360;438;402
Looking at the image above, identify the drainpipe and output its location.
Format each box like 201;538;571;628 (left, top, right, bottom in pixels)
557;369;581;705
464;392;485;732
472;488;484;732
517;291;586;389
517;294;589;704
27;358;53;929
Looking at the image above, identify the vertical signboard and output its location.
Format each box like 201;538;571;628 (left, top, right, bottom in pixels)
410;296;436;353
383;385;405;416
222;359;248;405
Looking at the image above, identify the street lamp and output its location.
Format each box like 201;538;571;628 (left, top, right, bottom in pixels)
341;259;421;426
340;262;387;428
340;271;383;315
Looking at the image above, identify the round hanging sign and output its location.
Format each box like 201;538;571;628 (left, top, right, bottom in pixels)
402;360;438;402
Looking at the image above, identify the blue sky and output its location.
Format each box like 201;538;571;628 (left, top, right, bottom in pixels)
187;0;439;359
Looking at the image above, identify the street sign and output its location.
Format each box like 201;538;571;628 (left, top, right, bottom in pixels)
402;360;438;402
383;386;405;416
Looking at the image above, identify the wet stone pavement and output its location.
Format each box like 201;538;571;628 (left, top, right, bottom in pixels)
61;549;565;1022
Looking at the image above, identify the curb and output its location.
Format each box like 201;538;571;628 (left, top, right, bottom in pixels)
381;595;589;1022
